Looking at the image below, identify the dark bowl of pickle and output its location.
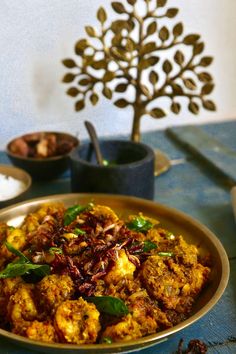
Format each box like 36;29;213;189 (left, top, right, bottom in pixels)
6;131;79;180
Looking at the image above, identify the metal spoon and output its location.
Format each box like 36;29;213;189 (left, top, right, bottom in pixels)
84;121;104;166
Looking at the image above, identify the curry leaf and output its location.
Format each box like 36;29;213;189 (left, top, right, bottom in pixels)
143;240;158;252
126;216;153;232
49;247;63;255
74;228;86;235
101;336;113;344
86;296;129;316
5;241;29;263
1;242;50;279
158;252;173;257
0;263;50;279
64;203;93;226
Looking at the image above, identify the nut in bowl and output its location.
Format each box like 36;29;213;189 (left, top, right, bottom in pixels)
0;165;31;208
6;132;79;180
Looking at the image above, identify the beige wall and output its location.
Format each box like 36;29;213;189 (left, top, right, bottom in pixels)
0;0;235;148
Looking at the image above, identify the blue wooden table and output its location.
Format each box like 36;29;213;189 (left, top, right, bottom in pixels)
0;121;235;354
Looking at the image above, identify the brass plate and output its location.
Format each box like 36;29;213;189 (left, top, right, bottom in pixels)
0;194;230;354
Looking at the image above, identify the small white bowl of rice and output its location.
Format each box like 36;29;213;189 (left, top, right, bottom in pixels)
0;165;31;208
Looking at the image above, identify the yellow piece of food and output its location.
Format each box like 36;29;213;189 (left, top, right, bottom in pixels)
54;298;101;344
104;249;136;285
36;274;74;313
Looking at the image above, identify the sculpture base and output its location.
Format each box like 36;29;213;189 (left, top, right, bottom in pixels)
154;149;171;176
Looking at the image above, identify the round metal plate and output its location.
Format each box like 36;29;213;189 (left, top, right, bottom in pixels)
0;193;230;353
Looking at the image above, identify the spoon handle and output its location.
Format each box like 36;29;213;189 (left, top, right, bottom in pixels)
84;121;104;166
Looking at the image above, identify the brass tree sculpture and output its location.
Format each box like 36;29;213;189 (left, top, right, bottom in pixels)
62;0;216;142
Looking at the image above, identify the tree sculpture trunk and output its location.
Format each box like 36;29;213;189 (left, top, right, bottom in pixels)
131;13;143;143
131;105;143;142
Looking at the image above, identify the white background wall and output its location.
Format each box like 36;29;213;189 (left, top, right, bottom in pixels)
0;0;236;149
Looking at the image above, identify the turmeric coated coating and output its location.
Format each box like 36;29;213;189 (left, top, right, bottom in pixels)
26;320;57;343
0;228;26;267
7;284;38;335
102;314;142;342
36;274;74;313
54;298;101;344
0;202;211;345
140;251;210;311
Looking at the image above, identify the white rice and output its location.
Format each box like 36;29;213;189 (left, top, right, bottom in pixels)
0;173;26;201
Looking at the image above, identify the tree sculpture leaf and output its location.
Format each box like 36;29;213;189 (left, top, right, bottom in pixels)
62;73;76;83
183;34;200;45
67;87;80;97
163;60;172;74
174;50;185;65
150;108;166;118
97;7;107;23
149;71;159;85
188;101;199;114
62;59;77;68
112;2;126;14
147;22;157;36
75;100;85;112
173;23;183;37
203;100;216;111
115;83;128;92
127;0;137;5
166;8;179;18
171;83;184;95
85;26;97;37
141;42;156;55
139;57;159;70
199;57;213;67
171;102;181;114
193;42;204;55
201;83;214;95
90;93;99;105
157;0;167;7
78;78;91;86
114;99;130;108
103;87;113;99
75;39;88;55
183;78;197;91
198;72;213;83
159;26;169;41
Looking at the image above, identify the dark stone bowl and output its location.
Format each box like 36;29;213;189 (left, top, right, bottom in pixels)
70;140;155;200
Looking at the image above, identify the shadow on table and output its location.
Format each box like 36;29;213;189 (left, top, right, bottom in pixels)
165;137;235;190
197;203;236;258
